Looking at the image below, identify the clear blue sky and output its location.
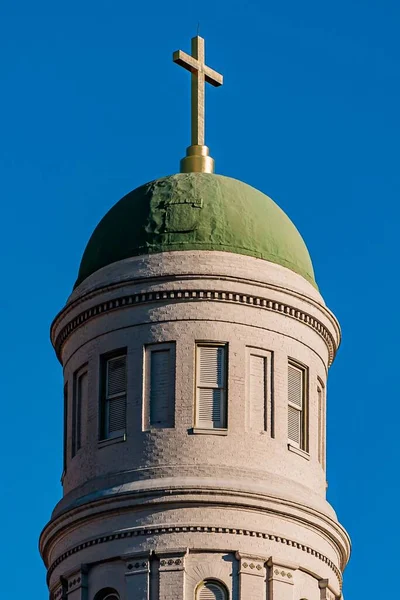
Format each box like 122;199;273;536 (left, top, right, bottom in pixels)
0;0;397;596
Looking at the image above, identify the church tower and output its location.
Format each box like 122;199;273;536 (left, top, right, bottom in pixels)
40;36;350;600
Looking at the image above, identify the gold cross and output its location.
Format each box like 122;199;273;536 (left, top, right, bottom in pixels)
173;36;223;148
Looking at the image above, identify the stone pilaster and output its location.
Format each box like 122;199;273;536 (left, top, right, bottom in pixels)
124;551;151;600
52;579;67;600
64;567;88;600
156;548;187;600
267;557;298;600
235;552;266;599
319;579;337;600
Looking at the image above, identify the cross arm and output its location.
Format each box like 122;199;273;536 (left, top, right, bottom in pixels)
173;50;199;74
204;66;223;87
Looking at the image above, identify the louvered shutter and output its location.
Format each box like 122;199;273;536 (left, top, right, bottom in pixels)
196;345;226;428
198;388;222;423
198;582;226;600
150;349;173;426
107;356;126;397
249;354;266;430
108;396;126;434
63;383;68;472
288;363;304;447
199;346;223;386
288;364;302;407
75;369;88;453
105;355;127;438
317;383;325;468
288;404;301;445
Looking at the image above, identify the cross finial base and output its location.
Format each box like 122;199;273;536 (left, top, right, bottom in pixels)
180;144;215;174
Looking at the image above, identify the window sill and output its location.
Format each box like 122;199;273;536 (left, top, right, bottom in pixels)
288;444;310;460
190;427;228;436
98;434;126;448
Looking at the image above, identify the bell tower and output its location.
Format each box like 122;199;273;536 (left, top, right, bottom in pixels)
40;35;350;600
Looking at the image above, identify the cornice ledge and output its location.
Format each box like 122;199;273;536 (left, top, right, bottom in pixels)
51;287;339;365
52;272;338;338
44;523;342;587
40;483;350;574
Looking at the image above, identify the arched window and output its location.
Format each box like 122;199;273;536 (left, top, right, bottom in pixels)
196;580;228;600
93;588;119;600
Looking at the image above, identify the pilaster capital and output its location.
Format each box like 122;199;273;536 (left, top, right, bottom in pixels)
156;547;188;572
59;566;88;597
235;552;267;578
267;557;298;586
123;550;151;576
319;579;337;600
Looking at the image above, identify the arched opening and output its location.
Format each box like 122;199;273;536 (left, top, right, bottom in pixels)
93;588;119;600
196;579;228;600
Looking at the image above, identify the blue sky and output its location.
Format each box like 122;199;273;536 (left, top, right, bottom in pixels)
0;0;398;596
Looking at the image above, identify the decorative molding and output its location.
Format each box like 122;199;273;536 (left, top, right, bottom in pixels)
319;578;337;600
125;555;150;576
267;557;297;586
46;524;341;586
51;566;88;599
53;288;337;364
67;574;82;593
236;552;266;578
53;584;65;600
156;547;187;572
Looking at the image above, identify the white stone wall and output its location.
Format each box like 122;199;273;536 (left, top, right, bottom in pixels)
41;251;349;600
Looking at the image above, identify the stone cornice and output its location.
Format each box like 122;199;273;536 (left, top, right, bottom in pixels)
52;287;338;365
40;481;350;585
45;523;342;588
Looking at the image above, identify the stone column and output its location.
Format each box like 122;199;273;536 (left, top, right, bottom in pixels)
267;557;298;600
124;551;151;600
64;567;88;600
235;552;266;599
156;548;187;600
319;579;337;600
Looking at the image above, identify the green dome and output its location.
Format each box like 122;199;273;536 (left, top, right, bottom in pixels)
75;173;316;288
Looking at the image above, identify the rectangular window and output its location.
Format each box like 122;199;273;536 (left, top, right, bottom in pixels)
143;343;176;429
288;361;308;450
247;348;273;434
317;379;326;469
195;343;227;429
72;364;88;457
100;351;127;440
63;382;68;474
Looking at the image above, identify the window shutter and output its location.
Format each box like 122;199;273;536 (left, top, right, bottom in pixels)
288;364;302;407
104;354;127;438
199;346;223;386
198;388;222;423
198;582;226;600
108;396;126;434
150;349;172;426
107;356;126;397
197;345;226;428
318;383;325;468
249;354;266;430
74;368;88;455
288;362;306;448
63;383;68;472
288;404;301;445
